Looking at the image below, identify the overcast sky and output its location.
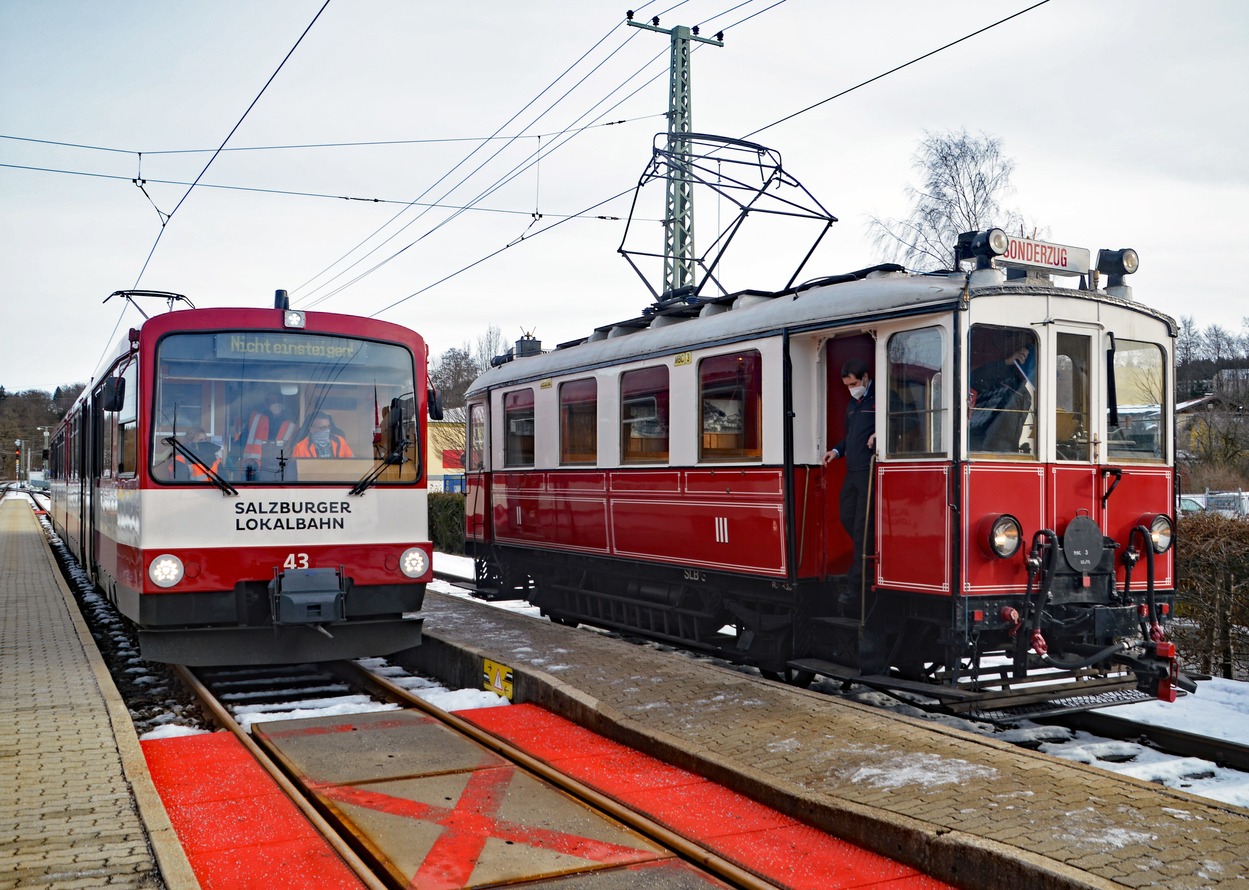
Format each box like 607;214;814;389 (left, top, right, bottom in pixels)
3;0;1247;393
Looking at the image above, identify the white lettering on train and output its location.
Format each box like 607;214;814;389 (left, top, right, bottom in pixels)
233;500;352;515
235;516;347;531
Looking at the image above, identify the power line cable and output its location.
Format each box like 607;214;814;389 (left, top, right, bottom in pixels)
291;12;650;303
130;0;332;288
0;161;645;220
0;115;665;157
743;0;1052;140
300;44;672;310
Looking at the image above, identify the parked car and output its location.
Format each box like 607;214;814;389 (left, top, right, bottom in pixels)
1178;494;1207;516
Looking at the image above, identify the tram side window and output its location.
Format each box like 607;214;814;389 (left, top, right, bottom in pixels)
886;328;946;456
503;389;535;467
969;325;1037;456
467;402;487;471
1108;340;1164;461
699;350;762;463
1055;333;1092;461
117;362;138;477
559;378;598;465
621;366;670;463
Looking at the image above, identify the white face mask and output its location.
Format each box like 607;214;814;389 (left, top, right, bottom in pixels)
311;429;332;447
848;384;867;400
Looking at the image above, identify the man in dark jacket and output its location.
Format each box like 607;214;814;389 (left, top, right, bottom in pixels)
823;358;876;615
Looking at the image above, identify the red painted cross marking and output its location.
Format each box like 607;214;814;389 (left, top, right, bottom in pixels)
316;767;657;889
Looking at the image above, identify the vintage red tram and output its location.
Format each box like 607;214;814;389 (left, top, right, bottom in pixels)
463;231;1193;713
48;291;435;666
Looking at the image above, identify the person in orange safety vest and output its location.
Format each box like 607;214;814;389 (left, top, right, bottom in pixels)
291;413;355;458
172;428;221;480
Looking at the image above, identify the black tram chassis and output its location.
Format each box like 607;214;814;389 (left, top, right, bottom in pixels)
469;540;1176;683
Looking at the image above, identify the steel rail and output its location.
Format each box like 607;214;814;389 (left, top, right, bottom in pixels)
343;660;782;890
1051;708;1249;773
171;665;390;890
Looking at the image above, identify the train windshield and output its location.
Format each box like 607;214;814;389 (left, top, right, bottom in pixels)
150;331;419;486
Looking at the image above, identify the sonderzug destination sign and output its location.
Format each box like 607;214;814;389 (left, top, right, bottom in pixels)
234;499;352;531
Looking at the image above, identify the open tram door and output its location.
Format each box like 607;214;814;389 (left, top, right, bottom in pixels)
464;399;493;569
86;373;124;582
821;333;876;587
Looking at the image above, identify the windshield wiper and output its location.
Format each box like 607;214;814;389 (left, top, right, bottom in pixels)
350;439;410;496
163;437;238;496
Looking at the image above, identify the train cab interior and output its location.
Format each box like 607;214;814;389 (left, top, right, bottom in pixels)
146;329;422;486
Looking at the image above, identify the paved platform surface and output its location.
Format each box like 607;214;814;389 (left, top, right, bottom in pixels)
403;591;1249;890
0;496;196;889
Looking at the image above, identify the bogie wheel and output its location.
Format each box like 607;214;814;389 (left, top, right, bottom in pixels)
760;668;816;688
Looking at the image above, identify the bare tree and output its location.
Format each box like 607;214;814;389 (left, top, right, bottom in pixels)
429;347;479;411
472;325;504;372
869;129;1025;271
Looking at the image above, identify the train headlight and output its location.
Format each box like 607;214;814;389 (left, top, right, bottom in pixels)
283;309;306;329
149;554;184;588
979;514;1023;559
400;547;429;579
1147;514;1173;553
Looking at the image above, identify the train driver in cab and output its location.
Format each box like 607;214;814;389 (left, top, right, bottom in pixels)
292;413;355;458
172;428;221;481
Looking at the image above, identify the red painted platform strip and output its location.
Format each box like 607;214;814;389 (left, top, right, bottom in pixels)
457;704;956;890
142;731;363;890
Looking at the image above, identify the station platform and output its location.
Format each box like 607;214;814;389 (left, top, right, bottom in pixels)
7;484;1248;889
0;496;197;888
402;591;1249;890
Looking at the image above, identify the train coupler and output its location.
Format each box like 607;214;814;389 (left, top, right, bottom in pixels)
269;567;346;626
1115;640;1196;702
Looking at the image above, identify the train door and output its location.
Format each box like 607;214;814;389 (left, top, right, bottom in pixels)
1050;325;1101;528
822;334;875;580
464;400;491;543
86;382;107;578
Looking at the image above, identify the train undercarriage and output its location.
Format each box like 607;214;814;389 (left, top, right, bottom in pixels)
467;543;1194;720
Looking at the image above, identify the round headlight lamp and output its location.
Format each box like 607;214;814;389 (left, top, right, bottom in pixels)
149;554;185;588
980;514;1023;559
400;547;429;579
1147;514;1173;554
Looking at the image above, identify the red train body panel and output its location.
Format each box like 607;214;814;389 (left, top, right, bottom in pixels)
463;232;1191;713
48;295;432;666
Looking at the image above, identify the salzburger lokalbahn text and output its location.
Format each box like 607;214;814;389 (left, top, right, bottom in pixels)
47;290;439;666
462;230;1196;716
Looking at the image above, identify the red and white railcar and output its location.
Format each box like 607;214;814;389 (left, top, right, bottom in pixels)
464;231;1192;713
48;292;434;665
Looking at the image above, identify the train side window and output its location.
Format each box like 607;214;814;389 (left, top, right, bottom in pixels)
621;366;669;463
117;362;138;477
968;325;1037;457
467;402;487;471
1055;333;1091;461
503;389;535;467
559;378;598;465
1107;340;1164;462
886;329;945;457
698;350;762;462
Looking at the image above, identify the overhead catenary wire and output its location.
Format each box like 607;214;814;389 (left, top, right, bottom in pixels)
292;11;670;307
0;161;642;221
128;0;332;290
365;0;1053;324
298;45;675;310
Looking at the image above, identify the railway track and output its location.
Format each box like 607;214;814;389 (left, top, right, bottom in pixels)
179;659;777;889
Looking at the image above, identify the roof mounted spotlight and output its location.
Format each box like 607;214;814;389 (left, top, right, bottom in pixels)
283;309;306;329
1096;248;1139;285
971;228;1009;268
1097;247;1139;299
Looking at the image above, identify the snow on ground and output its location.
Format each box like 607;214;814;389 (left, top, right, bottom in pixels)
432;551;1249;806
